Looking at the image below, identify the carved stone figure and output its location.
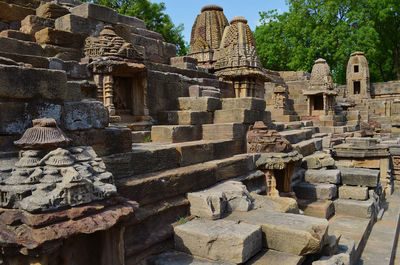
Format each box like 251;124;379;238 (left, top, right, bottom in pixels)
273;86;288;109
0;118;117;213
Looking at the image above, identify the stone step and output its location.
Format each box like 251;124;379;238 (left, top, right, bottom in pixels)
117;154;254;205
146;251;236;265
297;199;335;219
246;249;305;265
177;97;221;111
158;110;213;125
339;168;379;188
292;138;322;156
151;125;202;143
304;169;341;184
328;215;375;263
0;36;44;57
338;185;369;201
225;209;329;256
318;126;348;134
279;129;313;144
333;199;375;219
0;51;49;68
221;97;266;111
213;109;269;124
202;123;246;141
293;182;338;200
174;219;262;264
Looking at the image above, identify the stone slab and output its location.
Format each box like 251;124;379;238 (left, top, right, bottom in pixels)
61;101;109;131
0;2;35;22
294;183;337;200
178;97;221;112
55;14;105;36
340;168;379;187
334;199;375;219
280;129;312;144
158;111;213;125
221;97;266;111
225;209;328;256
0;65;67;100
247;249;305;265
35;27;85;49
146;251;235;265
172;140;214;166
174;219;262;264
70;3;118;24
0;30;34;41
36;2;69;19
297;199;335;219
151;125;202;143
338;185;368;201
20;15;55;35
305;169;341;184
202;123;246;140
214;109;263;124
0;36;44;56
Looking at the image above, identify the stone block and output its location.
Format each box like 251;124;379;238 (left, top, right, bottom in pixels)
297;199;335;219
293;183;337;200
0;51;49;68
279;129;309;144
221;97;266;111
214;109;262;124
202;123;246;140
177;97;221;111
187;181;253;219
340;168;379;187
151;125;201;143
247;249;305;265
189;85;221;98
0;37;44;56
251;193;299;214
62;101;109;131
65;81;83;102
0;65;67;100
170;56;198;66
40;44;82;61
293;138;318;156
215;155;255;181
173;140;214;166
302;152;335;169
225;209;328;255
70;3;118;24
20;15;55;35
333;199;375;218
0;2;35;23
55;14;105;36
338;185;368;200
212;139;244;159
35;27;85;49
174;219;262;264
158;111;212;125
312;253;350;265
305;169;341;184
0;30;34;41
135;28;163;40
146;251;235;265
36;2;69;19
118;13;146;28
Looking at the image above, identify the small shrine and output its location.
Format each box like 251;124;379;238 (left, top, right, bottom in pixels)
247;121;302;197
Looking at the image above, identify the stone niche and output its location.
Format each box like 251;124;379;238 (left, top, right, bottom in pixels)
84;26;149;123
247;121;302;197
303;58;337;117
214;16;268;99
346;51;370;98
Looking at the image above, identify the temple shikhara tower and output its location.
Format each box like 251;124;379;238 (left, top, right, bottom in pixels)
0;1;400;265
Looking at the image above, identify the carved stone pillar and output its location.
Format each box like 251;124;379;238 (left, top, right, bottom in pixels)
93;74;104;103
103;75;115;116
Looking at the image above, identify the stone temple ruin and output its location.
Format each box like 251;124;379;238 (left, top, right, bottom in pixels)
0;1;400;265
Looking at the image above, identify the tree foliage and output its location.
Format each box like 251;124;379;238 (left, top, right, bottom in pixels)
82;0;188;55
254;0;400;84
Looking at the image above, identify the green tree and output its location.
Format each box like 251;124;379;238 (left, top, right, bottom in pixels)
254;0;400;84
82;0;188;55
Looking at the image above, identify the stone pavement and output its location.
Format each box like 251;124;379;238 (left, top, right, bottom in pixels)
357;192;400;265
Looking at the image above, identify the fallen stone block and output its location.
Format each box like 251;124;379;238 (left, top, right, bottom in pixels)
0;2;35;23
221;97;266;111
187;181;253;219
294;183;337;200
334;199;375;218
297;199;335;219
20;15;55;35
35;27;85;49
0;65;66;100
202;123;246;140
178;97;221;112
305;169;341;184
151;125;201;143
339;168;379;187
252;193;299;214
174;219;262;264
36;2;69;19
338;185;368;200
62;101;109;131
225;209;328;255
247;249;305;265
70;3;118;24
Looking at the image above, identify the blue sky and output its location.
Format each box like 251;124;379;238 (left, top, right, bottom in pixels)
152;0;289;43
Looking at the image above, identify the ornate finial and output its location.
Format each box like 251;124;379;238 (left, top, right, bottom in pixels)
14;118;71;150
315;58;326;64
351;51;364;56
230;16;248;24
201;4;223;12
